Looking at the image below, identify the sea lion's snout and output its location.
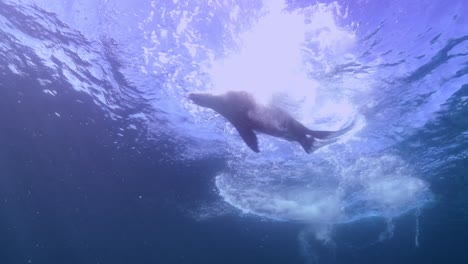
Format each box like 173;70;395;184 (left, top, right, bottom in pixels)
187;92;212;107
187;93;200;102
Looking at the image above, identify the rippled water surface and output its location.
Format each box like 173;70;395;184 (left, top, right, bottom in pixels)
1;0;467;263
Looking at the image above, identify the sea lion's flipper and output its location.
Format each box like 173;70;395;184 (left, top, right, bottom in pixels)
306;120;355;140
308;130;338;139
299;136;314;154
300;136;340;153
233;124;259;153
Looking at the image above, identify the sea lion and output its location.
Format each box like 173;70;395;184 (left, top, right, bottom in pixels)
189;91;352;153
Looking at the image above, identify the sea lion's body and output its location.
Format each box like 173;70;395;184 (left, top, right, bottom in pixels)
189;91;351;153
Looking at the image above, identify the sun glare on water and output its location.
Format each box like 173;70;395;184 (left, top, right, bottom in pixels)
206;1;359;129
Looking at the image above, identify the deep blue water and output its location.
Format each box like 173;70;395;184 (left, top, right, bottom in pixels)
1;0;468;263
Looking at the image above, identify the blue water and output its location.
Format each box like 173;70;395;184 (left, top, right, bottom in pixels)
0;0;467;263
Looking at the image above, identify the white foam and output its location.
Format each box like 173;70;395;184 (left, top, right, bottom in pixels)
216;153;431;226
